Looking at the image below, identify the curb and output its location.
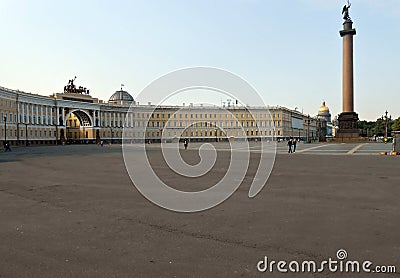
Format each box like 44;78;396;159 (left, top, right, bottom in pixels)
380;151;399;156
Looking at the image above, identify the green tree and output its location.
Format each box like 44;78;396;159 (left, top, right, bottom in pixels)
392;117;400;131
358;120;375;137
371;118;385;136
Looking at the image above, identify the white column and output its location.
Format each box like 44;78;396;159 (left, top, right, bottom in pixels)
56;107;59;125
45;106;49;125
113;112;116;127
130;112;133;127
36;105;39;124
31;104;34;124
40;106;44;124
26;103;29;124
17;103;21;123
21;103;25;123
61;107;65;126
93;110;96;127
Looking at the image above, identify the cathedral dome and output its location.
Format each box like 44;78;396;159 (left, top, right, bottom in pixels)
317;101;332;123
109;90;134;104
318;101;330;113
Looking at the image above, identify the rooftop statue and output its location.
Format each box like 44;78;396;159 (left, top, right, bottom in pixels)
64;76;90;95
342;1;351;21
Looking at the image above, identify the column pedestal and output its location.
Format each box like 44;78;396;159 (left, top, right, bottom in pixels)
337;112;359;139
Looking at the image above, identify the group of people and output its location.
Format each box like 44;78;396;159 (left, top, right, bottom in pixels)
287;138;298;153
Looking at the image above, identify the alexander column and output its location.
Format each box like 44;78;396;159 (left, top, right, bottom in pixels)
337;1;359;139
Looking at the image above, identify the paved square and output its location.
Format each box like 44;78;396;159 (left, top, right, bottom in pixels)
0;143;399;277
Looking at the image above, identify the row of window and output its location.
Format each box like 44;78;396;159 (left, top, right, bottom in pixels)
148;113;281;119
100;120;282;128
1;127;283;139
1;128;57;138
0;99;17;108
0;111;55;124
100;112;282;120
105;129;282;138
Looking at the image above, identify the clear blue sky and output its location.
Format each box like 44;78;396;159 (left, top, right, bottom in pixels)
1;0;399;121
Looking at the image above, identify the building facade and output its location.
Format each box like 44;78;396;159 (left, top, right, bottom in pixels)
0;83;319;146
316;101;333;140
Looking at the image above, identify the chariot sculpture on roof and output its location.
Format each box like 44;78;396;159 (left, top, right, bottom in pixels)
64;76;90;95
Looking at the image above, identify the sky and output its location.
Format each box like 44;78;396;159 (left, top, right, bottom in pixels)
0;0;399;121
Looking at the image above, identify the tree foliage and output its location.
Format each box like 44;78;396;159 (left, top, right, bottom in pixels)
358;117;396;137
392;117;400;131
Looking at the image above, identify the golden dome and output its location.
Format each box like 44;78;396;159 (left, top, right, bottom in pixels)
318;101;330;113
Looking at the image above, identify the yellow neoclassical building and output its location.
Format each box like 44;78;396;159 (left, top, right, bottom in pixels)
0;81;319;146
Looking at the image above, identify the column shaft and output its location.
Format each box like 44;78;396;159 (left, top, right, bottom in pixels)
343;35;354;112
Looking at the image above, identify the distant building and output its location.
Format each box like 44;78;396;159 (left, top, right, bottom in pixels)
316;101;333;140
0;83;319;145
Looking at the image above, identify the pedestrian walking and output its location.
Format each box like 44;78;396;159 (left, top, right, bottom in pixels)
4;141;11;152
184;138;188;151
287;138;293;153
292;139;297;153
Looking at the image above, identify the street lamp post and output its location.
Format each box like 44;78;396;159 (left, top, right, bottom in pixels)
16;93;20;145
382;110;391;139
4;115;7;147
290;111;293;138
53;98;59;145
25;123;29;146
307;114;311;143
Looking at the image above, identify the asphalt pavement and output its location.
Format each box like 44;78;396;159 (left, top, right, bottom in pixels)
0;143;399;277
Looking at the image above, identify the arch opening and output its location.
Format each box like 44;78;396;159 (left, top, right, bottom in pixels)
65;110;93;142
